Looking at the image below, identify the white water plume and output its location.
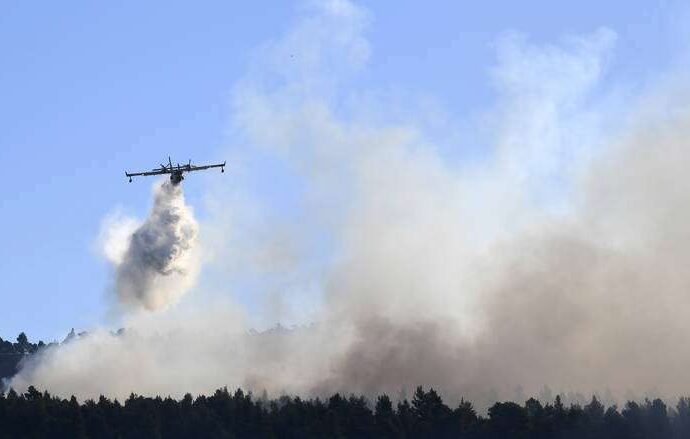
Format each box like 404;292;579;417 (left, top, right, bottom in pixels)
112;181;200;312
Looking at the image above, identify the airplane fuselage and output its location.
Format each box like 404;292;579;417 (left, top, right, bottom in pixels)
171;170;184;185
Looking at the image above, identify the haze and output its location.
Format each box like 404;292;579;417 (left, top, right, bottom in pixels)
4;0;690;409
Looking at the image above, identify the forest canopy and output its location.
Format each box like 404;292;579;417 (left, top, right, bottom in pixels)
1;385;689;438
0;333;46;355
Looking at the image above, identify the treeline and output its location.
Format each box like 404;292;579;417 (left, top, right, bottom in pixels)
2;386;690;438
0;333;47;355
0;330;91;358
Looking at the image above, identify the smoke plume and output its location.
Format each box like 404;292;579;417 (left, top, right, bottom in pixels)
9;0;690;409
112;181;199;311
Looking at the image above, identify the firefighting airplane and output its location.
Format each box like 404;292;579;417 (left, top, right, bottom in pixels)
125;157;225;185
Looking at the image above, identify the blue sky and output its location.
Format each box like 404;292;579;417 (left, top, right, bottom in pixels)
0;0;685;341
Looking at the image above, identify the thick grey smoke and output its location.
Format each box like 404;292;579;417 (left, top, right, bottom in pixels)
10;0;690;409
113;181;200;311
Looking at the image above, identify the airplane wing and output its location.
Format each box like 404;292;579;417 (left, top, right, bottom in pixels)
125;168;171;177
186;161;226;172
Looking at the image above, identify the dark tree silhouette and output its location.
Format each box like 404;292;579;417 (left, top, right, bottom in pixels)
374;394;400;438
0;383;689;438
488;401;528;436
